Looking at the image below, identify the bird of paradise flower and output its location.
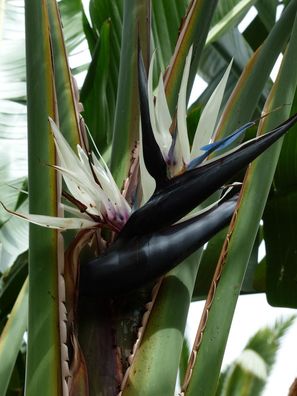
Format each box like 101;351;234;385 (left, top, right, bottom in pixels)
2;47;297;296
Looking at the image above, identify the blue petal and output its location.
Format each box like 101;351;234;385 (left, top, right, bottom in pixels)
188;121;255;169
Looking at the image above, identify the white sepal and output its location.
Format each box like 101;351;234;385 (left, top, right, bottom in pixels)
139;123;156;204
191;60;233;159
175;45;193;168
1;202;97;230
148;53;172;161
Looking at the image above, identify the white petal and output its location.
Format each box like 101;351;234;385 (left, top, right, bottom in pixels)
49;118;129;225
91;153;130;218
148;53;172;160
148;52;159;140
77;146;94;179
24;214;97;230
156;74;172;132
139;123;156;204
1;203;96;230
155;73;173;155
62;204;93;220
50;119;100;208
176;45;192;166
53;165;110;217
191;60;233;159
49;118;83;171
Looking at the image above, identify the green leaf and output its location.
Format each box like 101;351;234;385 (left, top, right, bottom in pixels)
47;0;82;149
89;0;123;154
179;337;191;387
110;0;150;186
59;0;86;55
5;351;26;396
0;252;28;324
80;20;112;154
195;0;255;101
243;15;269;51
151;0;188;73
193;227;227;300
214;0;297;141
0;200;28;271
256;0;278;32
0;278;28;396
262;6;297;309
206;0;257;45
193;226;261;300
264;192;297;307
200;28;253;91
164;0;219;113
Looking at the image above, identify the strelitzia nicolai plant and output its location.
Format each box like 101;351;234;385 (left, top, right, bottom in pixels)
2;1;297;396
6;49;297;296
6;42;297;393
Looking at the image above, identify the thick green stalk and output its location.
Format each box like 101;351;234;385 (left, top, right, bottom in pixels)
121;251;203;396
25;1;63;395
